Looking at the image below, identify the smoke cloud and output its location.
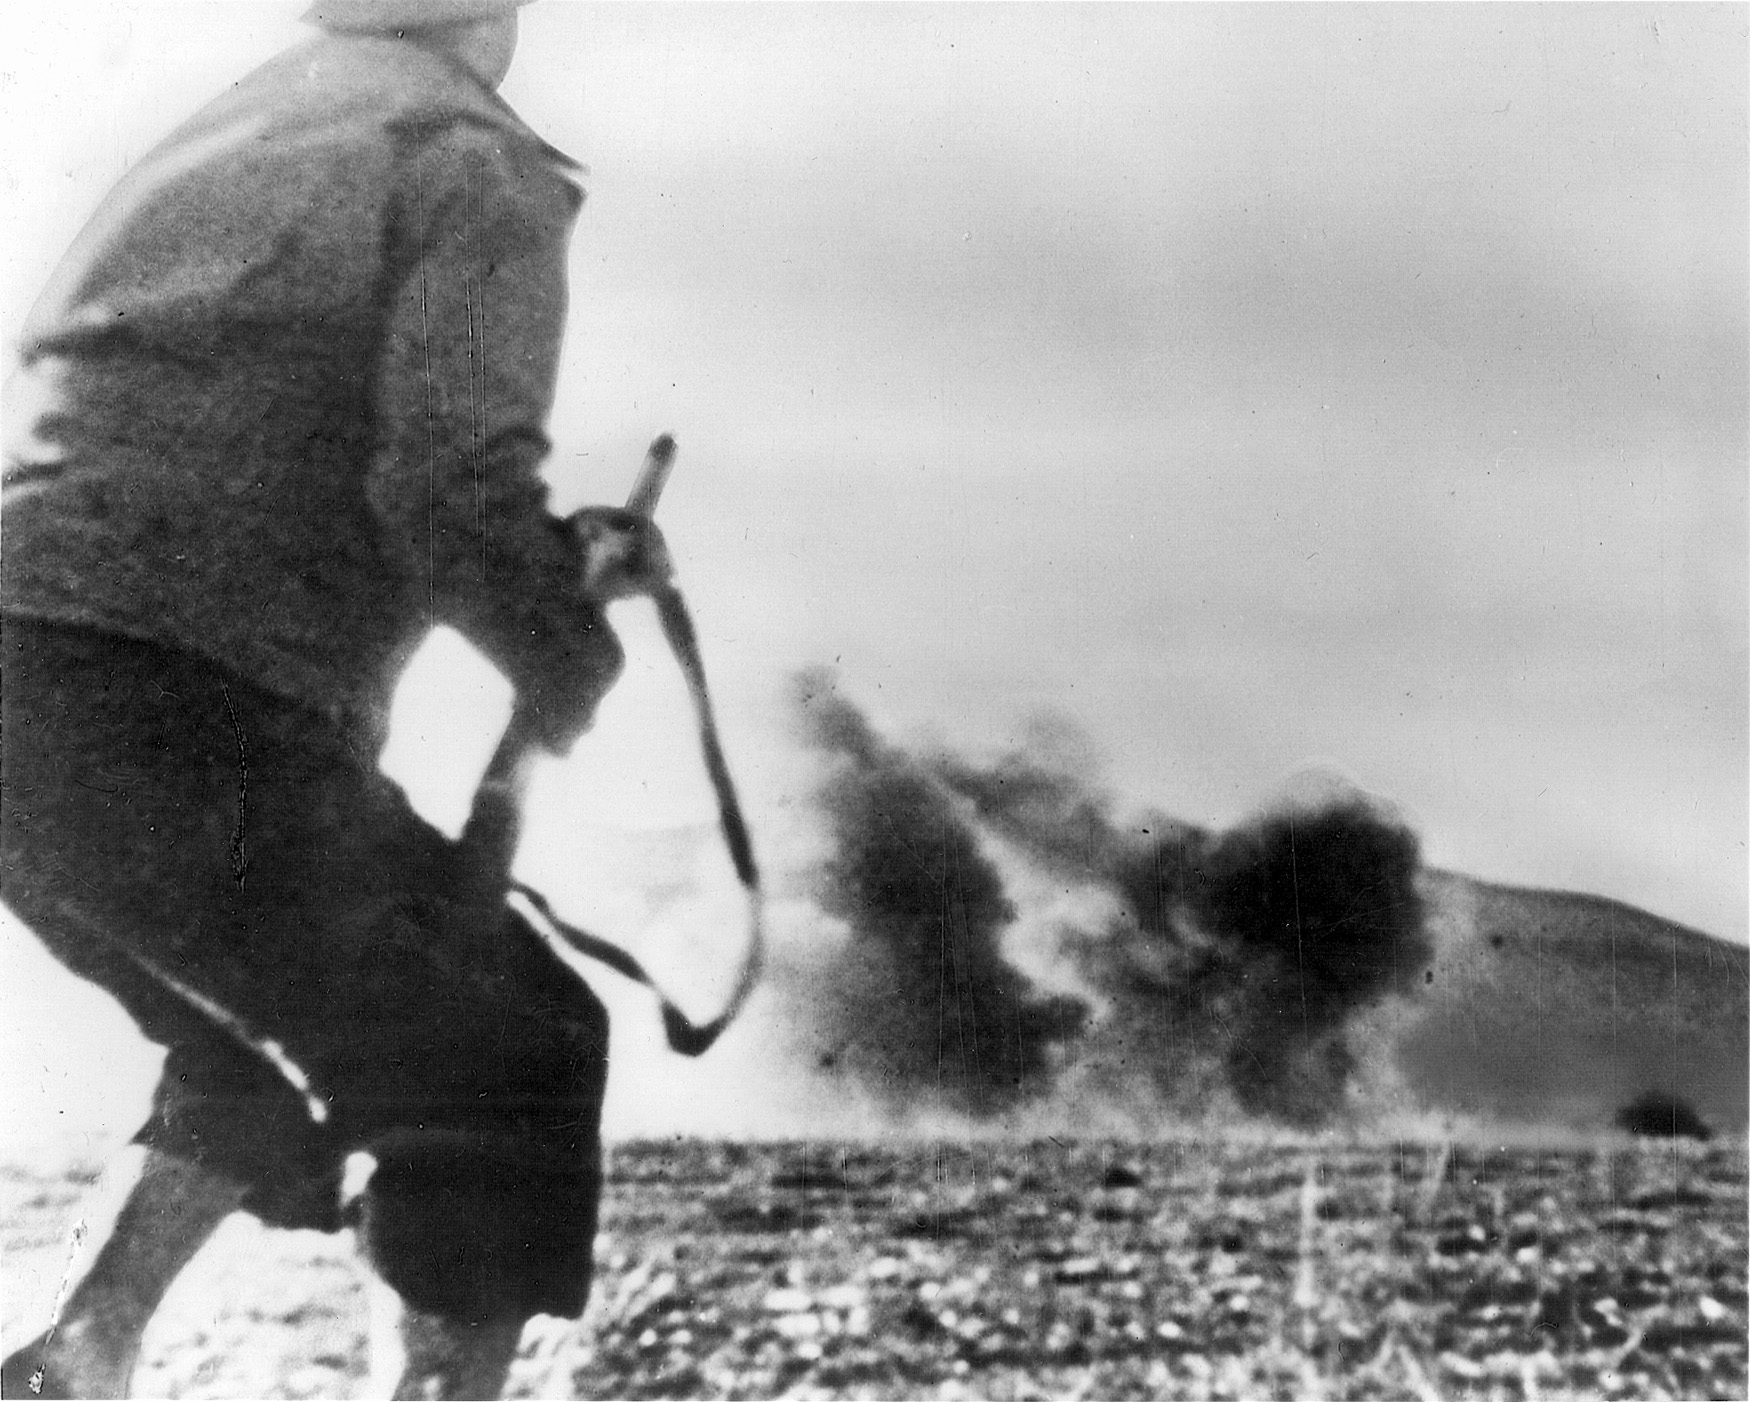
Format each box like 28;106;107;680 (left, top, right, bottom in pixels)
769;676;1437;1128
1105;798;1431;1124
783;670;1089;1116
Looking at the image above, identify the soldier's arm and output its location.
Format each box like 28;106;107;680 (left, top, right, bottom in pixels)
366;121;618;747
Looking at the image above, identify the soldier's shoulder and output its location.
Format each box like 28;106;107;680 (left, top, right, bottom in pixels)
186;35;576;172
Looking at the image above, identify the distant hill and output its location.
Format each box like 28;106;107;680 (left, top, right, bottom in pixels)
1365;870;1748;1134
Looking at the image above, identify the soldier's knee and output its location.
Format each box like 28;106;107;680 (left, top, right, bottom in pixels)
354;1130;603;1326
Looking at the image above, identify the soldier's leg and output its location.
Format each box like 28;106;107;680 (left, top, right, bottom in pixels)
349;1124;604;1402
344;916;611;1402
0;1148;245;1400
352;1145;582;1402
365;1279;527;1402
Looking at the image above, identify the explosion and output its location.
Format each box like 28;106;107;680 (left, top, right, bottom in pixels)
781;674;1436;1129
1101;797;1432;1124
785;670;1088;1116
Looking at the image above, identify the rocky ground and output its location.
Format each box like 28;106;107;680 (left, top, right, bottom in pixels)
3;1136;1744;1400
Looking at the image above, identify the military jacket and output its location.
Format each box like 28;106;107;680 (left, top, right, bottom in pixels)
2;32;617;730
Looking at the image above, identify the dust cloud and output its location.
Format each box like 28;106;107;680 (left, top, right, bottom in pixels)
752;670;1434;1132
782;669;1088;1116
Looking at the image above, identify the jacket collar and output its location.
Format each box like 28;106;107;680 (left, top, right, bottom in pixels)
299;32;583;172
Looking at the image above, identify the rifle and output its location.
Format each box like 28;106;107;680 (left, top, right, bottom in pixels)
459;436;764;1056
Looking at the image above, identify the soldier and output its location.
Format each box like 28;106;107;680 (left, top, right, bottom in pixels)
1;2;654;1394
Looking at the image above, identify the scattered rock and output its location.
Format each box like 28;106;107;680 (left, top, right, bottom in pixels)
1616;1093;1714;1141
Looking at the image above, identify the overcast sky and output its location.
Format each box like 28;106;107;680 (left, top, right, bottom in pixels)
3;1;1744;967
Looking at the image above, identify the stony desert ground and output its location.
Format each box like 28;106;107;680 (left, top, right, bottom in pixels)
5;697;1746;1399
4;1134;1744;1400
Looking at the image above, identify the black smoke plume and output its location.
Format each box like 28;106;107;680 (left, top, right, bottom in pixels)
932;737;1433;1125
789;672;1088;1116
788;686;1435;1125
1107;797;1432;1123
929;741;1129;881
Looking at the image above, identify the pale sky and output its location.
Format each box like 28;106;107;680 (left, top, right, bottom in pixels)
2;1;1745;1139
540;1;1748;947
